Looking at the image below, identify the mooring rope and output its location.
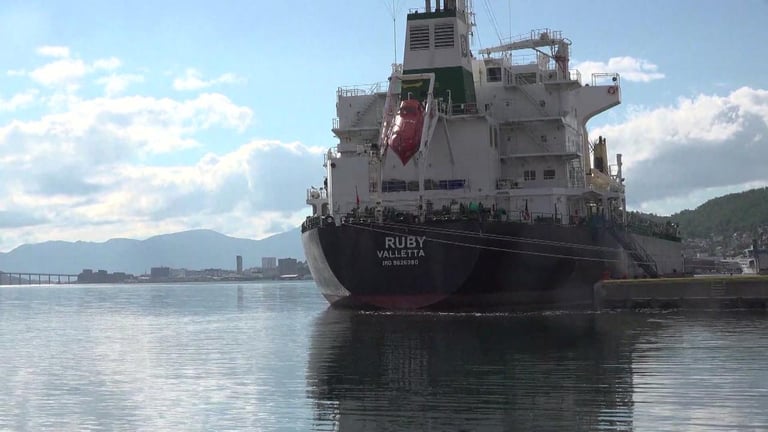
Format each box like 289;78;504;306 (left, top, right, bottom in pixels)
344;222;626;264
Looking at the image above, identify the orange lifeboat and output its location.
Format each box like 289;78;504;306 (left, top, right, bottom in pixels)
388;99;424;165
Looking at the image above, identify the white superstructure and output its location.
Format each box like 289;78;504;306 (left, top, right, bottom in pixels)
309;0;627;229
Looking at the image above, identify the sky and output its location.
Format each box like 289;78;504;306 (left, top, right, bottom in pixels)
1;0;767;252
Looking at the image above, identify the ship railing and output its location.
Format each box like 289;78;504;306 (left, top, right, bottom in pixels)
510;211;635;226
500;28;563;46
436;99;482;117
324;147;339;163
505;211;564;225
302;212;342;231
407;6;466;17
625;217;681;242
337;82;385;98
339;205;576;226
306;187;327;201
437;101;451;115
449;103;480;115
332;118;339;129
568;69;582;83
302;215;321;231
509;53;538;66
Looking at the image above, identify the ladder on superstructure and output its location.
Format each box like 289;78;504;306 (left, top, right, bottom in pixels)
608;226;659;278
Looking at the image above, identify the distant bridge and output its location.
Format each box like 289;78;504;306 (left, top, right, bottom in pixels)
0;271;79;285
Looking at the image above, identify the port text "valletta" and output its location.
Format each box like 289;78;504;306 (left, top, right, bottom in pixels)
377;236;427;261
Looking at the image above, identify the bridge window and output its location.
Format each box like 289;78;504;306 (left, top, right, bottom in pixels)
424;179;466;190
382;180;407;192
543;169;556;180
524;170;536;181
487;67;502;82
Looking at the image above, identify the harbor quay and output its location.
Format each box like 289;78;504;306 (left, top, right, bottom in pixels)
594;275;768;310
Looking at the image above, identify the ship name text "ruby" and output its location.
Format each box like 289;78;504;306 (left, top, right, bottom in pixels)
377;235;426;263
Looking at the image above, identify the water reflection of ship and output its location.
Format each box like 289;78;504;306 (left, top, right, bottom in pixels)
306;310;646;431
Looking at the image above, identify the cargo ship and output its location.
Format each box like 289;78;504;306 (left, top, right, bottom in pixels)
301;0;683;310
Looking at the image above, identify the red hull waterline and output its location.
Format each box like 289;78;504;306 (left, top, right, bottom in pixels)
323;293;451;310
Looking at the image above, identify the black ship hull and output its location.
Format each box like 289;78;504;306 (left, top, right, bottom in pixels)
302;219;667;311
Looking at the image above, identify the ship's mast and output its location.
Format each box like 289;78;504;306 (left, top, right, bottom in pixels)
384;0;402;64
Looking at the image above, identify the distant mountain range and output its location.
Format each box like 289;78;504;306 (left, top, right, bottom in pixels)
0;228;303;275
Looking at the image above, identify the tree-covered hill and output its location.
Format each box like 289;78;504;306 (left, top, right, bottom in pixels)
669;187;768;239
630;187;768;256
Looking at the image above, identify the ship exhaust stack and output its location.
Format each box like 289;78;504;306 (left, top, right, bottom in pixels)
402;0;475;105
593;136;609;174
554;41;570;80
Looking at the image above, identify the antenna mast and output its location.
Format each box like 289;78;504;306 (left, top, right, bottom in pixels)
465;0;477;47
393;13;397;64
384;0;401;64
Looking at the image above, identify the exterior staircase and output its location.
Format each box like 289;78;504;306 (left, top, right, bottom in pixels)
608;226;659;278
350;94;380;129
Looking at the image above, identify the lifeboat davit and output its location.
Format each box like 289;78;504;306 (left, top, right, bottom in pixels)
388;99;424;165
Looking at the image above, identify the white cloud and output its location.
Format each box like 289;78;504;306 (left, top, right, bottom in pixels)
0;89;38;112
245;139;326;155
29;58;88;86
99;138;321;217
0;93;253;164
93;57;122;71
592;86;768;214
7;69;26;77
96;73;145;97
36;45;70;58
26;50;125;88
0;93;254;214
0;137;320;251
0;49;313;253
173;68;244;91
574;56;665;84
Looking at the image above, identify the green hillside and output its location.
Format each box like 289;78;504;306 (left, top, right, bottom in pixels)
667;187;768;239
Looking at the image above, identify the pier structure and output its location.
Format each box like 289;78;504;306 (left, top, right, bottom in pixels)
0;271;79;285
594;275;768;310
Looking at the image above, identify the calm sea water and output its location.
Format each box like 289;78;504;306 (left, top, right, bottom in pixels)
1;282;767;431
